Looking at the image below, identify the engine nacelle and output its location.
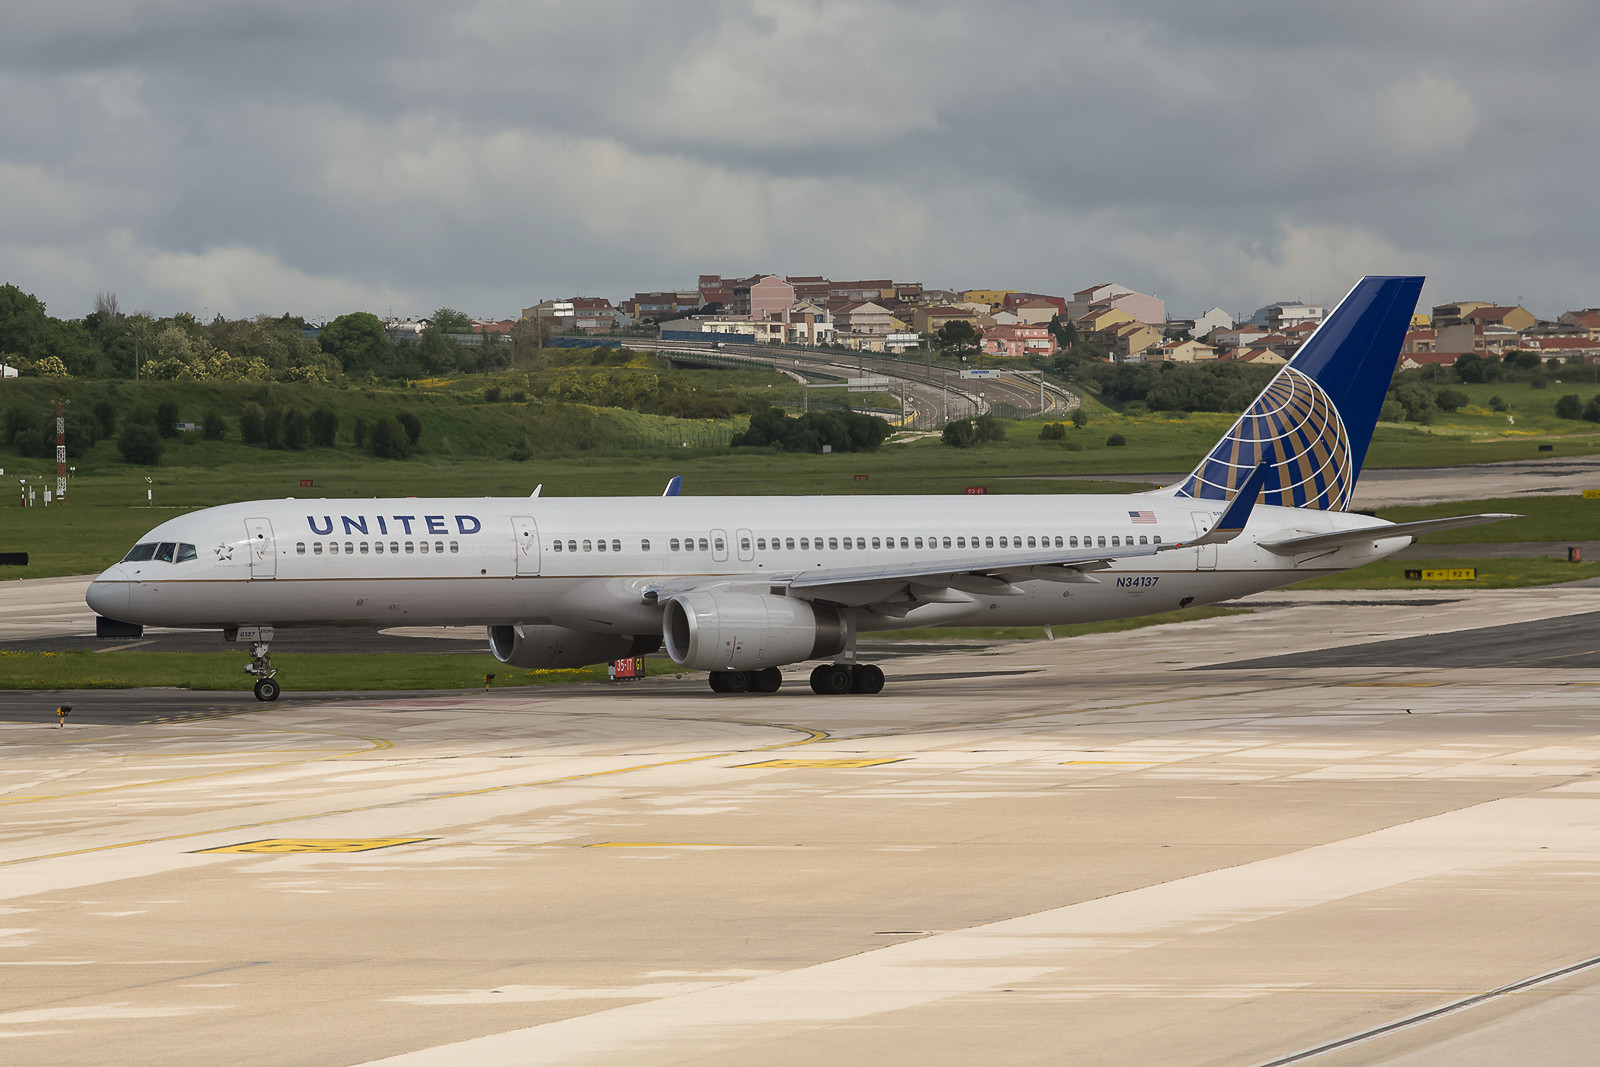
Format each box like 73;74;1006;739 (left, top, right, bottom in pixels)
662;591;845;671
488;623;660;669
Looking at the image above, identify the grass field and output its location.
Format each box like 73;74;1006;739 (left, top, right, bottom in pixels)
1291;556;1600;590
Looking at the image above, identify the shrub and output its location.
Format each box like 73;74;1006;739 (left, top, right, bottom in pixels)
352;416;368;449
368;417;411;459
1379;399;1405;422
1435;388;1469;413
117;424;164;465
1070;408;1089;429
1585;396;1600;424
239;404;266;443
1555;394;1583;420
1488;396;1508;412
309;407;339;447
90;400;117;437
941;419;978;448
395;411;422;446
201;410;226;440
282;409;310;451
1106;433;1127;447
154;401;180;437
1039;422;1066;440
483;386;502;403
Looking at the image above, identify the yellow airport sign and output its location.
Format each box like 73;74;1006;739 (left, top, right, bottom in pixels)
1404;568;1476;581
197;838;433;854
1584;490;1600;499
740;758;906;769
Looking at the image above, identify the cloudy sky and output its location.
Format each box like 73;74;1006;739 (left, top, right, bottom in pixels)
3;1;1596;323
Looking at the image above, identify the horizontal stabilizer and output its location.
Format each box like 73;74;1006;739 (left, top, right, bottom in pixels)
1262;513;1520;555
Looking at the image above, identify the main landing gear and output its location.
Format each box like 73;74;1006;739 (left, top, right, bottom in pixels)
246;639;280;702
703;663;886;695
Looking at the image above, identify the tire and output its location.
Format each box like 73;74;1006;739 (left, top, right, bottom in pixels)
253;677;281;702
751;667;783;693
707;672;729;693
810;663;853;695
724;670;750;693
850;664;885;694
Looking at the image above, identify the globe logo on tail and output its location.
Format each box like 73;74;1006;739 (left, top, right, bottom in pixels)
1175;366;1354;511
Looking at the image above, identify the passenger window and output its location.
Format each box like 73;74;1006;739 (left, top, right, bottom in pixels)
296;543;306;555
1153;535;1162;544
405;542;415;554
436;542;446;553
419;541;429;554
914;537;923;549
361;542;369;554
1097;536;1106;547
375;542;385;554
155;543;175;562
714;537;724;551
1111;536;1120;547
1027;536;1037;548
955;536;966;549
899;537;909;548
999;537;1007;548
176;543;197;562
314;543;323;555
670;538;680;551
985;537;994;548
554;541;564;552
346;542;355;554
450;541;459;553
329;542;340;555
800;537;809;550
1054;536;1063;547
612;539;621;552
1069;536;1078;547
597;540;607;553
872;537;881;549
741;537;752;551
640;539;650;552
757;538;766;551
583;540;592;552
391;542;400;553
828;537;838;550
698;537;709;551
786;537;796;549
1139;535;1148;545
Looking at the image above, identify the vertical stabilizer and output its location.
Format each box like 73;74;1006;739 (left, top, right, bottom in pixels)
1170;275;1422;510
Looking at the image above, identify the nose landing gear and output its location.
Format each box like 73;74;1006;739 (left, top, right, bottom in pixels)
245;639;280;702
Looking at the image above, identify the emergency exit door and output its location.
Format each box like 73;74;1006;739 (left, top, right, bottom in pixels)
513;516;541;576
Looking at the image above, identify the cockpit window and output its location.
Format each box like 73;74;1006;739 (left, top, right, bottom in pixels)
175;543;197;562
124;543;157;562
155;543;176;563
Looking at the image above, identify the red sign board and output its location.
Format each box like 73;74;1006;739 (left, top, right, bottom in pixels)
299;479;313;488
965;486;987;495
610;657;644;680
853;474;868;482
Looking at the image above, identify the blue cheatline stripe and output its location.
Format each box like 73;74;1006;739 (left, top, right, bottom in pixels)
1173;276;1421;510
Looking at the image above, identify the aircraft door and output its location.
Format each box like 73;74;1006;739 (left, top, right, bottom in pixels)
245;518;276;579
711;528;729;563
1190;513;1217;570
735;528;754;562
512;516;541;576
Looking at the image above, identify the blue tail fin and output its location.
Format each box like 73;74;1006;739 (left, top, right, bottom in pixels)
1170;275;1422;511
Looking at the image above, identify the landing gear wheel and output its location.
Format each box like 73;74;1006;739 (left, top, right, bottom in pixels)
809;663;854;695
751;667;783;693
708;671;751;694
850;664;885;694
253;677;281;702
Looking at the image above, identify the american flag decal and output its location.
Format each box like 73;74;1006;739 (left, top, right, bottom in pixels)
1129;510;1157;524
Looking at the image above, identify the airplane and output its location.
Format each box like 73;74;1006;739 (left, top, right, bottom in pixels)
86;276;1513;702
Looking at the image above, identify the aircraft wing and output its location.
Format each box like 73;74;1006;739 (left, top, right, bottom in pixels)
1261;513;1519;555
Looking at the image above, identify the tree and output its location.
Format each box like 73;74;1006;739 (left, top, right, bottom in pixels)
1555;394;1583;420
935;320;982;359
320;312;391;374
352;416;369;449
90;400;117;437
309;407;339;447
431;307;472;333
1039;422;1066;440
1070;408;1089;429
941;419;978;448
202;410;226;440
282;409;310;450
1585;396;1600;424
239;404;266;444
117;423;164;465
1435;388;1469;413
1392;383;1438;424
1106;433;1127;446
367;416;411;459
0;284;51;357
154;401;180;437
1047;314;1076;350
510;317;550;366
395;411;422;446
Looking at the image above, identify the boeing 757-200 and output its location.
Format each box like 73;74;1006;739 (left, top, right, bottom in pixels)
87;276;1512;700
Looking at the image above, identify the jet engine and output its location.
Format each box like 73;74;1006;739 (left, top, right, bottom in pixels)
662;591;845;671
488;624;660;669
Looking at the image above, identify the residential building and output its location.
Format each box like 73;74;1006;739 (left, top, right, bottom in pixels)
1069;283;1165;325
962;290;1017;309
1521;336;1600;361
1224;347;1287;366
1559;309;1600;339
1138;339;1217;363
1104;321;1162;360
785;276;832;305
1209;324;1269;351
698;274;736;308
1431;300;1495;328
768;300;835;346
524;297;628;333
981;323;1057;358
830;279;895;305
912;305;981;336
1075;306;1137;335
1463;305;1537;332
624;291;700;321
1192;306;1233;337
891;282;925;305
1250;300;1325;331
730;275;796;320
834;301;895;338
1011;297;1065;325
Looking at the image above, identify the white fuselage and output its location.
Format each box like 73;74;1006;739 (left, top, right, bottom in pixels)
86;493;1409;635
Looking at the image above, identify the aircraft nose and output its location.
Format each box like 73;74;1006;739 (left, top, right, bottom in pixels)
86;565;131;618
